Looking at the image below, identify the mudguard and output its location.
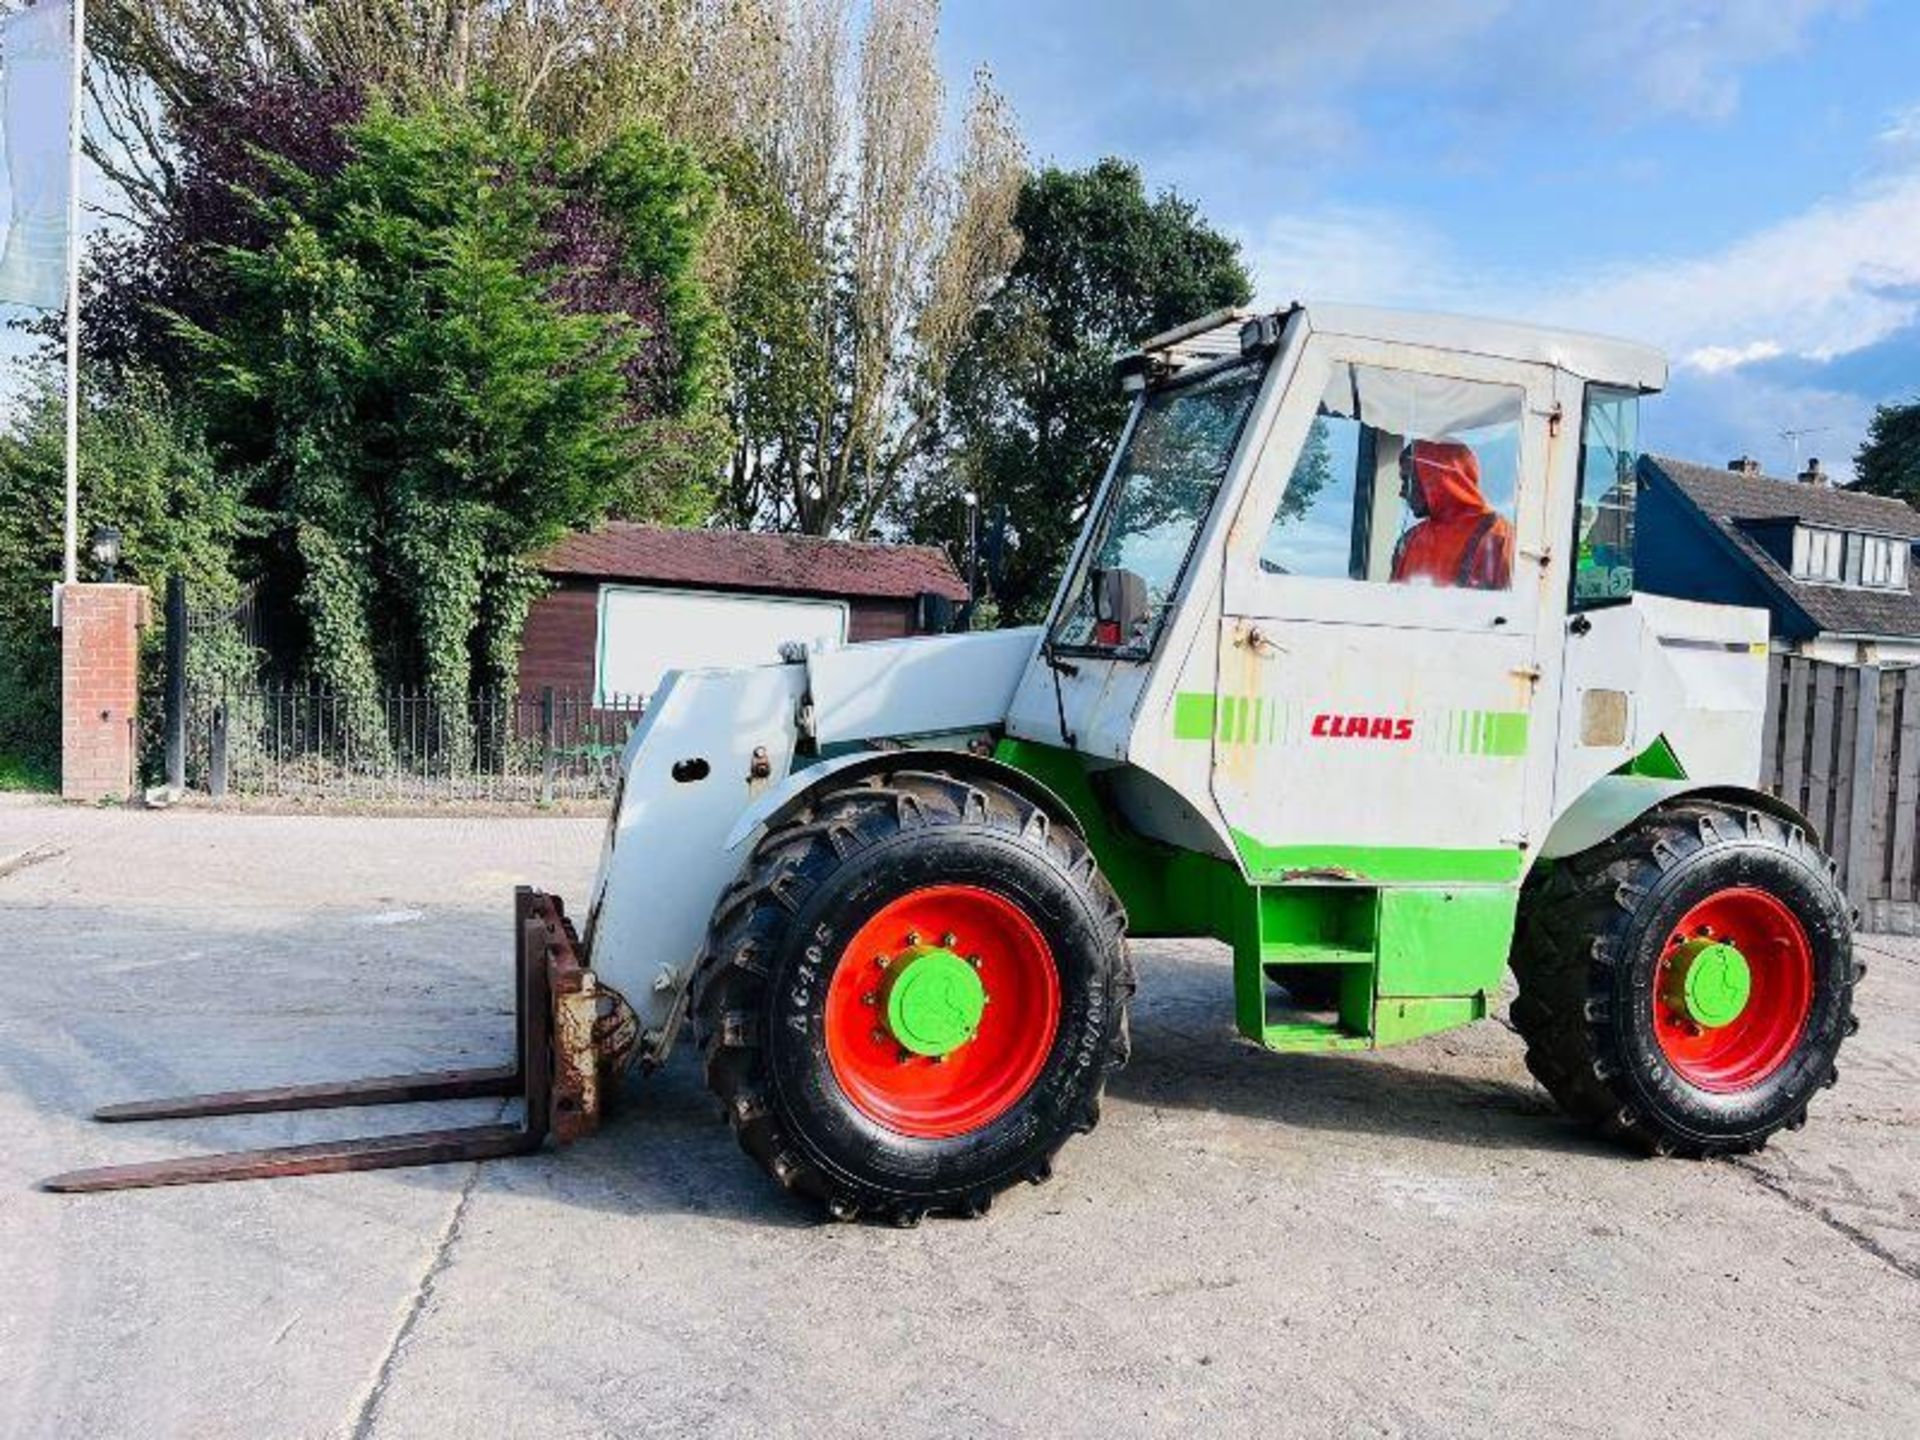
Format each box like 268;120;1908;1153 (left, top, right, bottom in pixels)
1538;775;1820;861
723;748;1082;853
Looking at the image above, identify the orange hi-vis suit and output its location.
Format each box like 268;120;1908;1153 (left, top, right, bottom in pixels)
1390;439;1514;590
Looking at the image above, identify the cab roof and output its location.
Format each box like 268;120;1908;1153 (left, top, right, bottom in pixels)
1134;302;1668;394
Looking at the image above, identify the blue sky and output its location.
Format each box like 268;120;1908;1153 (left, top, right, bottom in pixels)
940;0;1920;482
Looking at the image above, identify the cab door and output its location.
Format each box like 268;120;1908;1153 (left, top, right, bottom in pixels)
1207;336;1560;885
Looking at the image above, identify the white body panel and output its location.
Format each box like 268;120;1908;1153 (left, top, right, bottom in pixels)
1203;334;1559;868
595;585;846;701
583;662;807;1043
809;627;1040;744
1557;593;1769;804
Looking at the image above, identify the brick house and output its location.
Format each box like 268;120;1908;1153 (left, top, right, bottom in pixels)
518;524;969;701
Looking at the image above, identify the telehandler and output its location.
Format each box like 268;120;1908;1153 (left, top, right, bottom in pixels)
50;303;1860;1223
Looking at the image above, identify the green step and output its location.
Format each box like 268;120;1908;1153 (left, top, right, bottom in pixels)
1260;941;1372;968
1256;1019;1371;1052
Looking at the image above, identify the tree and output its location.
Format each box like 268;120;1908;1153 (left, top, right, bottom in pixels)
91;1;1026;544
174;93;721;747
0;370;247;773
1854;398;1920;505
713;2;1024;536
920;159;1252;621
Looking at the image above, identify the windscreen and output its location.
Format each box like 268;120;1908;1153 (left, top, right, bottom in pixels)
1051;358;1266;654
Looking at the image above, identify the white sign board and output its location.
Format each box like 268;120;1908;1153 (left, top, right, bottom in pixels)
595;585;849;703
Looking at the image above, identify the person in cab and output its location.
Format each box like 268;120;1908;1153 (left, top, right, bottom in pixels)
1391;438;1513;591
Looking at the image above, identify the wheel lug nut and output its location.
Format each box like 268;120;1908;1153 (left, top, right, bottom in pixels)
967;954;982;969
941;932;957;947
875;954;890;969
905;931;921;946
862;992;877;1006
871;1028;887;1044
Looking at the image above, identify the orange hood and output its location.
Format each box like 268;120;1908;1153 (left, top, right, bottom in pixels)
1406;439;1491;521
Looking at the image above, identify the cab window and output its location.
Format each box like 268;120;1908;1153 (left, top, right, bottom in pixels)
1572;386;1639;608
1051;358;1266;654
1260;362;1524;593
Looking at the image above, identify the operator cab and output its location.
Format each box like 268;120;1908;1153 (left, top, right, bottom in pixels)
1010;302;1664;875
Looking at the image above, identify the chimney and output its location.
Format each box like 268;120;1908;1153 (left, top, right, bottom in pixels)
1727;456;1762;476
1799;458;1829;487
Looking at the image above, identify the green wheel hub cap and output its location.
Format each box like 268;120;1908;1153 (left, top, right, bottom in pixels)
1664;938;1752;1028
883;946;987;1057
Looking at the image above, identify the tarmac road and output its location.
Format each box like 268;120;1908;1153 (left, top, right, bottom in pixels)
2;797;1916;1438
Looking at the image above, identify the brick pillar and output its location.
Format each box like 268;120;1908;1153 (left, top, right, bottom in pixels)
59;583;152;802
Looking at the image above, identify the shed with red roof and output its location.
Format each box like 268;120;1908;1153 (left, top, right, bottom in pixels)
520;524;969;700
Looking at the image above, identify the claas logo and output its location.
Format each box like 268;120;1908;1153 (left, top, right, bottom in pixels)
1310;713;1415;741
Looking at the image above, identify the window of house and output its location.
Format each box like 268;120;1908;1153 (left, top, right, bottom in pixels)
1793;527;1844;583
1792;527;1905;589
1572;386;1640;608
1259;362;1523;592
1853;533;1908;590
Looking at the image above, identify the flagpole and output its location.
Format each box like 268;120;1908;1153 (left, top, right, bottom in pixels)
61;0;82;586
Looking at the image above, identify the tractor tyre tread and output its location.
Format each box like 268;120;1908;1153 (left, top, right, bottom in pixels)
691;767;1131;1223
1510;797;1856;1159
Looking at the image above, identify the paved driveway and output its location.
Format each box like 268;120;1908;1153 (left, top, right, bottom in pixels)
2;798;1917;1438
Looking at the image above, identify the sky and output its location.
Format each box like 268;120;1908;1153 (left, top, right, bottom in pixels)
939;0;1920;483
4;2;1915;485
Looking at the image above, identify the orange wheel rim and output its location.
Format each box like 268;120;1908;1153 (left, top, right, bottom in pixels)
823;885;1060;1139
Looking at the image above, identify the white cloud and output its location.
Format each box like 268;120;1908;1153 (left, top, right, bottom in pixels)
1240;148;1920;479
1241;206;1477;312
1547;172;1920;362
1654;368;1873;482
988;0;1858;166
1245;164;1920;372
1879;103;1920;155
1681;341;1785;374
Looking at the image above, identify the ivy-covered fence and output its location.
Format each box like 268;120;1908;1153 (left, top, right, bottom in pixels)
181;682;644;804
155;574;643;804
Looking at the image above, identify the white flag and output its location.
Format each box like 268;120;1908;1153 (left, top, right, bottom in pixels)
0;0;73;310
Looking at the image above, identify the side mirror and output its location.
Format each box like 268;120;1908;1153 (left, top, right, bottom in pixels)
1093;568;1150;647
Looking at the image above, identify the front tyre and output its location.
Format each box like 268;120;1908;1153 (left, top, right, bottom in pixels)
692;768;1131;1223
1512;799;1858;1157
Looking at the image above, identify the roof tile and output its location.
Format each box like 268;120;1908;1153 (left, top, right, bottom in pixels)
534;524;970;602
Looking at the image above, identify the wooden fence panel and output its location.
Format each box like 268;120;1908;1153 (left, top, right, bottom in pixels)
1830;666;1858;878
1778;656;1812;816
1893;671;1920;904
1759;653;1786;791
1806;664;1839;844
1755;657;1915;925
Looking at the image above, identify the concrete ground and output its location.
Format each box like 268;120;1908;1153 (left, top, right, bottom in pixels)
1;798;1917;1440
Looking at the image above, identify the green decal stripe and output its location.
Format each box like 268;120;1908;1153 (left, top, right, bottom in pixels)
1485;711;1529;757
1172;692;1217;740
1232;830;1523;884
1443;707;1529;758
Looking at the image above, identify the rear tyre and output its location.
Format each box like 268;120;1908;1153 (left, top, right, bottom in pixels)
692;767;1131;1222
1511;798;1858;1157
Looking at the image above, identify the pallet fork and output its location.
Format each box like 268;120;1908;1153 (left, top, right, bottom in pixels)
42;888;605;1192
